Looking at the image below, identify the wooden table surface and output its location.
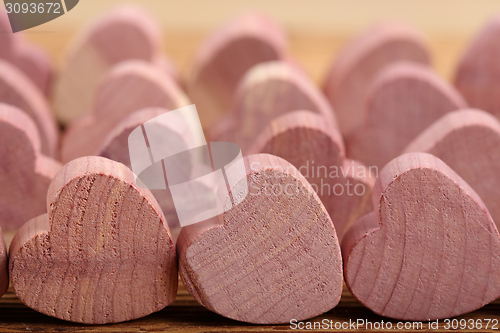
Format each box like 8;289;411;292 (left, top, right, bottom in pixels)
7;1;500;331
0;282;499;332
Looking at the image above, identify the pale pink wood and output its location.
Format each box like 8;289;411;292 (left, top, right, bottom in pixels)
9;156;178;324
323;22;431;136
178;154;343;324
0;10;52;96
405;109;500;230
346;62;467;169
53;6;175;124
249;111;374;241
97;107;196;242
188;13;287;128
153;55;181;87
0;228;7;298
61;60;189;163
342;152;500;320
0;104;61;231
210;61;338;155
455;14;500;119
0;60;58;157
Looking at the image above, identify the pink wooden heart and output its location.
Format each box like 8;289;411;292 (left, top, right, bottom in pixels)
346;62;467;170
249;110;374;241
61;60;188;163
0;60;58;157
405;109;500;230
0;9;52;96
9;156;178;324
323;22;430;136
209;61;337;155
342;152;500;320
0;104;60;231
455;14;500;119
178;154;343;324
188;13;287;128
53;6;176;124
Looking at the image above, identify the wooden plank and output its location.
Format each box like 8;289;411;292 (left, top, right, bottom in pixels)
1;284;500;332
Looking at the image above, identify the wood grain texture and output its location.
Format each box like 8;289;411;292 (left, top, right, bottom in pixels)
53;6;170;124
61;60;189;163
0;228;7;298
0;10;53;96
2;283;500;332
405;109;500;231
177;154;343;324
97;107;196;243
188;13;287;128
0;104;61;231
209;61;337;155
346;62;467;169
9;156;178;324
455;14;500;120
0;60;58;157
323;22;431;137
249;111;374;242
342;152;500;321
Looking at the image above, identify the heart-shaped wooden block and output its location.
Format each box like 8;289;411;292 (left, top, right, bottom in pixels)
323;22;430;136
0;9;52;96
405;109;500;229
0;104;60;231
178;154;343;324
455;14;500;118
346;62;467;170
61;60;188;163
0;60;58;157
342;152;500;320
9;156;178;324
188;13;287;128
53;6;176;125
249;111;374;241
210;61;337;155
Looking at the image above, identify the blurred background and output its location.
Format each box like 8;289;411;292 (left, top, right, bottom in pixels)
20;0;500;85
